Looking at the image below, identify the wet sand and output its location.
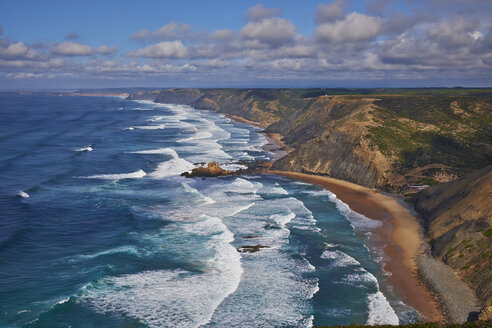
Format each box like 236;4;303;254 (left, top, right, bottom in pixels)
224;114;444;322
268;170;444;322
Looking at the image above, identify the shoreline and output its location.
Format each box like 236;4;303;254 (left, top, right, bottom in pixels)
268;170;444;322
224;112;482;324
225;114;444;321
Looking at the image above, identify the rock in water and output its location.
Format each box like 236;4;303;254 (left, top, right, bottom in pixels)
181;161;234;178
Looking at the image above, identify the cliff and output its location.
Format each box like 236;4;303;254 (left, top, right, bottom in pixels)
127;88;492;320
412;165;492;319
128;89;492;191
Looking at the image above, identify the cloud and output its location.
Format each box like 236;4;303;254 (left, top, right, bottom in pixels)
315;0;346;23
211;29;234;41
6;72;43;79
201;58;231;68
65;32;79;40
381;12;432;36
428;16;479;48
51;42;117;56
131;21;193;42
0;42;39;60
96;45;118;55
245;4;282;21
128;40;189;58
240;17;297;46
315;12;382;43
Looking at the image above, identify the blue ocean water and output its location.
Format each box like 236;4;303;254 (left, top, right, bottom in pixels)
0;95;419;327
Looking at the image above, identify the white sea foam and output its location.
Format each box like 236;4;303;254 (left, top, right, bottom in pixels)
132;124;166;130
270;212;296;228
226;178;257;194
321;190;382;229
57;297;70;305
18;190;30;198
73;146;93;152
203;245;316;327
225;202;255;217
68;245;141;262
150;156;194;178
132;107;154;111
85;169;147;180
320;250;361;267
178;130;213;142
181;182;216;204
259;183;289;195
124;127;134;130
343;271;379;284
220;163;248;171
132;147;195;178
367;291;399;325
81;215;243;328
132;147;178;156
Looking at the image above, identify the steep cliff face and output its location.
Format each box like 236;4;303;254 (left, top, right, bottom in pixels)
268;96;391;188
127;89;492;190
412;165;492;317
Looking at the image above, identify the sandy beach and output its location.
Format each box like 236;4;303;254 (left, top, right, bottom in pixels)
268;170;444;322
225;114;444;321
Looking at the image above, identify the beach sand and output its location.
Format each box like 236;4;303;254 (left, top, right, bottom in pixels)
225;114;445;322
268;170;444;322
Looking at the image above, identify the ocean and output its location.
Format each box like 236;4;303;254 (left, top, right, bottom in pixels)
0;94;419;327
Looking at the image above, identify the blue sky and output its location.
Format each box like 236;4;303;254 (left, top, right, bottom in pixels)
0;0;491;89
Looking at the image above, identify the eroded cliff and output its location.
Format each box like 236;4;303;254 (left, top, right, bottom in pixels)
412;165;492;319
128;88;492;191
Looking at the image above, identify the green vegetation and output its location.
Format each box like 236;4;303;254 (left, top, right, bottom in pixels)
484;229;492;238
367;94;492;176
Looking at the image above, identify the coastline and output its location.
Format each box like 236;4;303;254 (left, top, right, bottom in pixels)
225;114;444;322
219;109;479;324
268;170;444;322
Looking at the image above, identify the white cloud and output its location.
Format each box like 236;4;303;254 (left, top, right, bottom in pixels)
245;4;282;21
240;17;297;46
202;58;230;68
51;42;117;56
131;22;193;42
128;40;189;58
315;12;382;43
0;42;36;58
211;29;234;40
428;16;478;48
6;72;43;79
96;45;118;55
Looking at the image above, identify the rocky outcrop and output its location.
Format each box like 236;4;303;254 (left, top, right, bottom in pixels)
412;165;492;316
181;161;235;178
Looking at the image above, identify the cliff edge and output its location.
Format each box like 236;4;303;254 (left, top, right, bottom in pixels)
412;165;492;320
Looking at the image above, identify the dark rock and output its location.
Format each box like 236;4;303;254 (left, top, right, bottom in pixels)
237;245;269;253
181;161;234;178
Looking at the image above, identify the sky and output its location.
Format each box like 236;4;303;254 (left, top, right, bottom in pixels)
0;0;491;90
